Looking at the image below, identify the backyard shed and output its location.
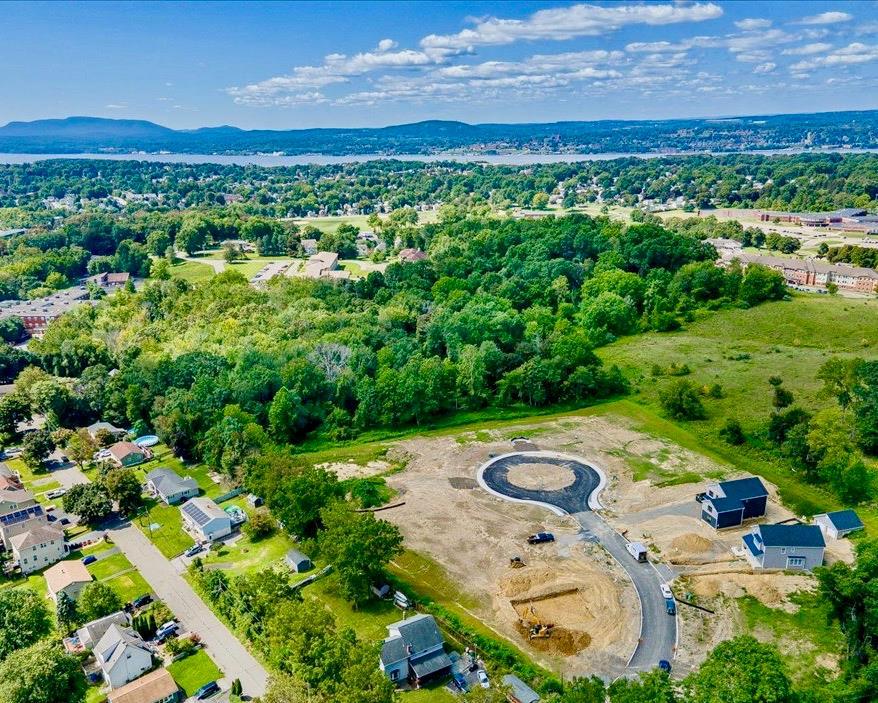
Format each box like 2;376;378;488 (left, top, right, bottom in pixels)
503;674;540;703
285;549;313;573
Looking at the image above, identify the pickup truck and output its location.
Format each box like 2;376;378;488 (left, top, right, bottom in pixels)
527;532;555;545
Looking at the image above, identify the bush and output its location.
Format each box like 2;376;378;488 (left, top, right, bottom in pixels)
719;418;746;445
659;379;706;420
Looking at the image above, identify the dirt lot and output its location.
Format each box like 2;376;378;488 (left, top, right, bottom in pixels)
369;412;850;678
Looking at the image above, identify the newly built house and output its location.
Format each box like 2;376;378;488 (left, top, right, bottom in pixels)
180;496;232;542
743;523;826;571
701;476;769;529
146;468;199;505
379;613;452;687
814;510;865;540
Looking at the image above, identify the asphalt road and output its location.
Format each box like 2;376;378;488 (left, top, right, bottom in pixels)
58;462;268;698
479;451;676;673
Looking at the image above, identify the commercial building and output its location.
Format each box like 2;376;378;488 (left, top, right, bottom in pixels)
718;250;878;294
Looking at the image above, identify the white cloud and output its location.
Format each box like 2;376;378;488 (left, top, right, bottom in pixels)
376;39;398;52
420;2;722;51
797;11;853;26
735;18;771;30
725;28;795;54
105;104;127;109
790;42;878;70
781;43;832;56
625;36;719;52
753;62;777;74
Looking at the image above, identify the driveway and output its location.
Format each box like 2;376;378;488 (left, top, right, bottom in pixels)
478;451;676;674
61;463;268;697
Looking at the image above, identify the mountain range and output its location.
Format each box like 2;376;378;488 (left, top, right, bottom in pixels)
1;111;878;156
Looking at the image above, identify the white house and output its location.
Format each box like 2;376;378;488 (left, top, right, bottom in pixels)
146;468;199;505
180;496;232;542
94;623;154;689
814;510;865;540
69;611;131;652
0;488;36;516
9;524;65;574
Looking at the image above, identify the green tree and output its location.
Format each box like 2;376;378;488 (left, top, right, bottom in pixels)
78;581;122;622
608;670;676;703
102;468;144;514
683;636;794;703
719;418;745;445
21;429;54;471
0;392;31;440
0;640;87;703
659;379;706;420
55;592;79;634
244;510;275;540
146;230;172;257
62;483;114;524
65;428;97;468
0;588;52;661
272;466;343;538
317;501;404;604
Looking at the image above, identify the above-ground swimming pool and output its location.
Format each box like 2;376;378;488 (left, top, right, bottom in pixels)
134;435;159;447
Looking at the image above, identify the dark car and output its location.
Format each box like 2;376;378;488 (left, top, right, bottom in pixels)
695;492;706;503
184;544;204;558
81;555;97;566
132;594;152;609
658;660;672;673
195;681;220;699
665;598;677;616
527;532;555;545
453;672;469;692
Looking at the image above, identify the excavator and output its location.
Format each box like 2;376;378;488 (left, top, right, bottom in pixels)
521;605;554;640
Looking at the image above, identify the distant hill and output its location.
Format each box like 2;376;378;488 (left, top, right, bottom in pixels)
1;111;878;156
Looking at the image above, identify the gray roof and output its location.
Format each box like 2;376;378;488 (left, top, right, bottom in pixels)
76;611;130;649
285;549;312;565
381;614;444;666
181;496;228;527
758;524;825;548
409;649;452;679
9;523;63;549
147;468;198;497
94;624;151;670
502;675;541;703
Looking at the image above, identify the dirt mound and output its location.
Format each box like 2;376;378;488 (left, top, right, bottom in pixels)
671;533;713;554
506;463;576;490
689;572;814;611
515;621;592;655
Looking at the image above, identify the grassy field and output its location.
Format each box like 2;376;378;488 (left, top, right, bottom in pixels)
170;260;215;284
598;293;878;519
87;551;151;603
167;650;223;697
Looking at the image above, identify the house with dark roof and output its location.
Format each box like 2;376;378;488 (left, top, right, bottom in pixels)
67;611;131;653
503;674;541;703
701;476;768;529
379;614;452;687
86;421;127;442
94;623;154;689
742;524;825;571
814;510;865;540
146;468;199;505
285;549;313;573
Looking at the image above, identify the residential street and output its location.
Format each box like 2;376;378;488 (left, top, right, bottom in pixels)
55;461;268;698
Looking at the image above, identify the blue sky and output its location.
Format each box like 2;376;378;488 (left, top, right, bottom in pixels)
2;1;877;129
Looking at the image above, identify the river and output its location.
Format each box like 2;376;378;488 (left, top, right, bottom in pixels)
0;147;876;167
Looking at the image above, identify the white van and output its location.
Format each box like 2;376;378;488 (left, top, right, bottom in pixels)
626;541;648;562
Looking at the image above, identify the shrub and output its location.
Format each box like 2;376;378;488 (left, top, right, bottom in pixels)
659;379;706;420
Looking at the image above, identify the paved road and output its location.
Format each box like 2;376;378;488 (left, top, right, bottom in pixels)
58;462;268;698
479;451;676;673
107;519;268;697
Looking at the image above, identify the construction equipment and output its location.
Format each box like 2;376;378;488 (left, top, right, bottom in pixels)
522;605;554;640
509;556;525;568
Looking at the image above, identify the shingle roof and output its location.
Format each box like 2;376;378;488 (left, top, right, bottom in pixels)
146;468;197;497
409;649;452;679
758;524;825;548
821;510;864;531
381;614;445;666
95;624;150;670
107;668;178;703
718;476;768;501
502;675;541;703
9;524;63;549
44;559;92;594
0;488;34;504
109;442;143;461
0;504;44;526
77;611;130;649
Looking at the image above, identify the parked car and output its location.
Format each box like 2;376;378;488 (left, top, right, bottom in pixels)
453;672;469;692
695;492;706;503
665;598;677;616
59;517;70;525
184;544;204;558
527;532;555;545
46;488;66;500
658;660;672;673
195;681;220;699
659;583;673;599
82;555;97;566
155;621;178;643
477;670;490;689
132;594;152;609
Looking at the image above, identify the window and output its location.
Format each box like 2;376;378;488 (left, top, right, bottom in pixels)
787;556;806;569
390;670;399;681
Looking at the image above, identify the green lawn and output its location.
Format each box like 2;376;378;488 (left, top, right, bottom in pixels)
402;685;456;703
171;260;215;284
86;552;151;602
167;650;223;697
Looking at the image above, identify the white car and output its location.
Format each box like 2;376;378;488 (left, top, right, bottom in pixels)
660;583;673;599
46;488;67;500
477;670;489;689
